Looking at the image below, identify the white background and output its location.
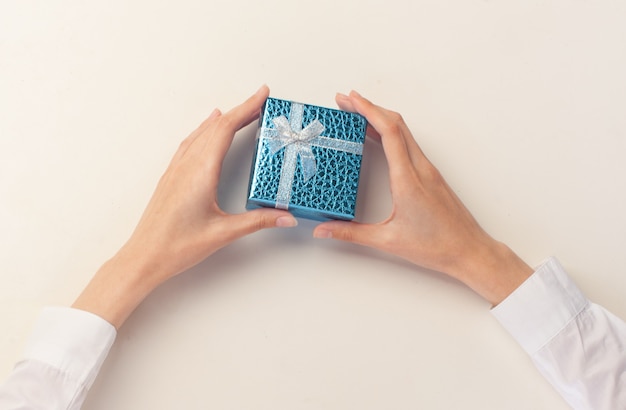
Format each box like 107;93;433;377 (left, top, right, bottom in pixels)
1;1;625;408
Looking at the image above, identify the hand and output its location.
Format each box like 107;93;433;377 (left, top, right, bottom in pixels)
73;85;297;328
313;91;532;305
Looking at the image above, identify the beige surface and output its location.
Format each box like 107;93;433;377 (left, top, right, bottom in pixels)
1;1;625;408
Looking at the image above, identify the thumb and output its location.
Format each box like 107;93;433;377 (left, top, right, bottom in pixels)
313;220;377;247
221;209;298;242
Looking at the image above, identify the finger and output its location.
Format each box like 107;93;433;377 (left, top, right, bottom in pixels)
365;125;382;144
336;92;356;111
349;91;426;162
395;115;426;160
189;108;224;145
215;208;298;245
197;107;224;133
220;85;270;133
346;91;414;176
201;85;269;162
170;108;222;165
195;107;223;133
335;93;381;143
313;220;382;249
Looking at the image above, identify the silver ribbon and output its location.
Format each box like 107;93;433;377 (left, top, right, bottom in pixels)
259;102;363;210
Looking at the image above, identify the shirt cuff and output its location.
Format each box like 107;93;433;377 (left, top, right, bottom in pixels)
21;306;117;390
491;256;588;354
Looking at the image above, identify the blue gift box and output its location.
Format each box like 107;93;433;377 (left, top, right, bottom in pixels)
246;97;367;221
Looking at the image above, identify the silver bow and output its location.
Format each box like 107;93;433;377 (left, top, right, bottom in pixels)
259;102;363;210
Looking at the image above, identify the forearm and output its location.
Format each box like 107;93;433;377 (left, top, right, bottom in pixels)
71;245;165;330
453;239;534;306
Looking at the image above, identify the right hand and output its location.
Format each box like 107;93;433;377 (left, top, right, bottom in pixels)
73;86;297;329
313;91;532;305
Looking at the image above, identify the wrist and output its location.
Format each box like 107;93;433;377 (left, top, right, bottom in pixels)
72;247;163;329
454;239;533;306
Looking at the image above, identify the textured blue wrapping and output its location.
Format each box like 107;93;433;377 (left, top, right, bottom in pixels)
246;97;367;221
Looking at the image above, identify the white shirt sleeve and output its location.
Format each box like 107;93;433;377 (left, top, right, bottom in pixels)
0;306;116;410
492;256;626;410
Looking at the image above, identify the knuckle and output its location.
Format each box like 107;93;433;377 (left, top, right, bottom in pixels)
253;213;270;231
340;228;353;242
178;137;192;151
422;161;443;183
389;111;404;123
379;108;402;124
216;114;236;130
384;121;402;135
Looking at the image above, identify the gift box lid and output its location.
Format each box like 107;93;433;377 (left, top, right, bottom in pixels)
246;97;367;221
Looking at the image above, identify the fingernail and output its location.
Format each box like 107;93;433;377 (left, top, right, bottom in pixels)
313;228;332;239
276;215;298;228
336;92;349;100
208;108;221;119
350;90;362;98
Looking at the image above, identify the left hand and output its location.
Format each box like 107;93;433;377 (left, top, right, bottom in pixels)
313;91;532;305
